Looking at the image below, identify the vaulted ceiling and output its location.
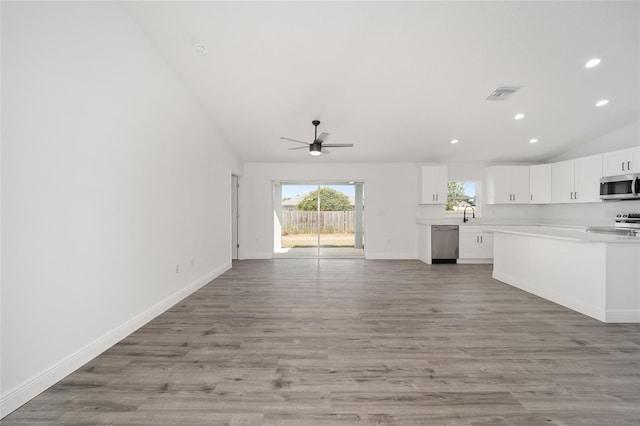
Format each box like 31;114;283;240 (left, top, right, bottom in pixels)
124;1;640;163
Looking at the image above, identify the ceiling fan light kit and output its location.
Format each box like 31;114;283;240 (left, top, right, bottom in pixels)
281;120;354;156
309;144;322;156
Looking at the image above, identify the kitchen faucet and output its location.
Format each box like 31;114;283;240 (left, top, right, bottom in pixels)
463;206;475;223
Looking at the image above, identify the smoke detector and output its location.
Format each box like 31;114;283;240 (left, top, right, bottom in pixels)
486;86;521;101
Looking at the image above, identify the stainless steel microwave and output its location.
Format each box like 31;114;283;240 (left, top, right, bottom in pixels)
600;173;640;200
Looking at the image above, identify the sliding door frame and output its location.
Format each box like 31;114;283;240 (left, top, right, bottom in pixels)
272;180;366;258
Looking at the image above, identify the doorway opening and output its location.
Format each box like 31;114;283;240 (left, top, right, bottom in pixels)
231;174;239;260
273;181;365;258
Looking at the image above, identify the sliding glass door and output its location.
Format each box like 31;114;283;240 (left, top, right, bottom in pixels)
275;183;319;257
273;181;364;258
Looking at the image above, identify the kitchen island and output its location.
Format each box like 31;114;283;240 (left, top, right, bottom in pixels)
491;226;640;323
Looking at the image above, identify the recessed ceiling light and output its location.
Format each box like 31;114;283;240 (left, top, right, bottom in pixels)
450;139;459;144
585;58;601;69
596;99;609;107
529;138;538;144
193;43;207;56
514;113;525;120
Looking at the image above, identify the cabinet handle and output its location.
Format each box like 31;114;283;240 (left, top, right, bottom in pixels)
480;236;483;243
622;161;626;171
570;192;573;200
531;194;533;201
628;161;631;170
574;191;577;200
436;194;438;201
513;194;516;202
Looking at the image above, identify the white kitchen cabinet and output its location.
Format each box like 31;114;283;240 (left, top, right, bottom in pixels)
551;154;602;203
417;224;432;264
418;165;447;204
529;164;552;204
575;154;603;202
602;146;640;176
459;228;494;261
485;166;530;204
551;159;574;203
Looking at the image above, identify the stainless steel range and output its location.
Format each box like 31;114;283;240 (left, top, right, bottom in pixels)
586;213;640;236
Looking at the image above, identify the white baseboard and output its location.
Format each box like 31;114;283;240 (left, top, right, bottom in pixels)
457;258;493;264
605;309;640;323
245;252;273;259
247;253;418;260
0;262;231;419
365;252;416;260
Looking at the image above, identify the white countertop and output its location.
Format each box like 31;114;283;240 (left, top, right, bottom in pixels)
416;219;639;243
417;218;613;226
416;218;539;226
488;226;640;244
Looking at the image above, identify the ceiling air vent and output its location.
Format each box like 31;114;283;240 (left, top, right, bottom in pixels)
486;86;521;101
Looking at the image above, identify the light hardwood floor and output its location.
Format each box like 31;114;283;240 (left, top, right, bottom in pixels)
4;260;640;425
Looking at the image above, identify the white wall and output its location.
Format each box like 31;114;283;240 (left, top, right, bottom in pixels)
550;120;639;162
1;2;240;416
242;162;418;259
540;200;640;224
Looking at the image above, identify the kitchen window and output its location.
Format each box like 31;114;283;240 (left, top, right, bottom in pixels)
446;181;478;217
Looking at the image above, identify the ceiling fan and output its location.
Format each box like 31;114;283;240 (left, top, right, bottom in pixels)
281;120;354;156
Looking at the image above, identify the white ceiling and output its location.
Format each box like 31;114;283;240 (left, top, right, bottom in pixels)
124;1;640;164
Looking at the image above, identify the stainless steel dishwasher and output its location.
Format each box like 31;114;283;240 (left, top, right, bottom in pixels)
431;225;459;263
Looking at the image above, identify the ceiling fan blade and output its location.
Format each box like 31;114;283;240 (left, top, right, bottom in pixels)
316;132;330;143
280;137;310;145
322;148;331;154
288;146;309;150
322;143;354;148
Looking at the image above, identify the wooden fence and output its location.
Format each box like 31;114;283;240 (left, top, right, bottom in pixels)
282;211;356;234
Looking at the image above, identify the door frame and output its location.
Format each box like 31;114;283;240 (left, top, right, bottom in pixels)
231;173;239;260
272;180;366;258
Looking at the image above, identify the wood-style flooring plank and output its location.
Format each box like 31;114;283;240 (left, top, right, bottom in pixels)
3;260;640;425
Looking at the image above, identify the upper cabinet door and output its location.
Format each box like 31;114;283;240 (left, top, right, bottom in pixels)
529;164;552;204
602;147;640;176
418;166;447;204
551;155;602;203
510;166;530;203
485;167;510;204
485;166;529;204
551;160;575;203
574;154;602;203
